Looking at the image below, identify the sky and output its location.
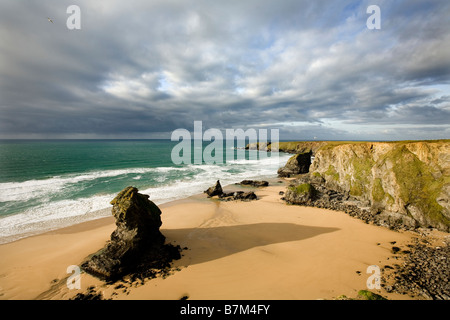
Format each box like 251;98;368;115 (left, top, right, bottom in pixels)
0;0;449;140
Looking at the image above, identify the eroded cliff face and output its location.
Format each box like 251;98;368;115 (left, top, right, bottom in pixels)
310;141;450;231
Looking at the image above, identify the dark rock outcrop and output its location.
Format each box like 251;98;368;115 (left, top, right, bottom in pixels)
239;180;269;187
204;180;258;201
382;237;450;300
220;191;257;201
71;286;104;300
204;180;223;197
81;186;181;282
277;151;312;177
284;182;318;204
282;174;419;231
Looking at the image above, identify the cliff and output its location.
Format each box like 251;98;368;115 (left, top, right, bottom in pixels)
275;140;450;232
246;141;328;154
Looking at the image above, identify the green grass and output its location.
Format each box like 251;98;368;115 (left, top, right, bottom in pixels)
349;155;374;197
357;290;387;300
289;183;317;196
335;290;388;300
254;140;450;155
312;172;322;178
324;165;339;181
386;193;395;205
350;182;363;197
316;141;369;152
381;145;448;227
277;141;312;153
372;178;385;202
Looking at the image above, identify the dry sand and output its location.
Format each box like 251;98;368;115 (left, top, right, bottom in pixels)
0;181;437;300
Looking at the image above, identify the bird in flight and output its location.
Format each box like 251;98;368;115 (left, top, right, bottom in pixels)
47;17;54;23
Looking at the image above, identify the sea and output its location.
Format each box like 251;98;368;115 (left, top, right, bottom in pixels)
0;139;291;244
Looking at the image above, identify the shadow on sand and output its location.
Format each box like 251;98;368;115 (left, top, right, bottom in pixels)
162;222;339;267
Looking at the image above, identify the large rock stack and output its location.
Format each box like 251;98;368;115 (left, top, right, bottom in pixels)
81;186;180;281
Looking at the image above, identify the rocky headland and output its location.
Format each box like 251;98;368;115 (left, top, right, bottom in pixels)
265;139;450;300
251;140;450;233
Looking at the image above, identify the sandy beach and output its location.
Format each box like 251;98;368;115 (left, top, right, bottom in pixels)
0;180;445;300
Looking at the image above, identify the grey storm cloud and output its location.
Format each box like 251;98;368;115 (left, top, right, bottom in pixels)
0;0;449;140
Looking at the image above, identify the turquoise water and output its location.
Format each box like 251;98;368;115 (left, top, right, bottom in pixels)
0;139;290;243
0;139;174;183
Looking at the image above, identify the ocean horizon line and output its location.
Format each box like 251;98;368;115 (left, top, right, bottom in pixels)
0;138;432;142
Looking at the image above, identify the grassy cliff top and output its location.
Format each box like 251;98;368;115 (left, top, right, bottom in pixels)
246;139;450;154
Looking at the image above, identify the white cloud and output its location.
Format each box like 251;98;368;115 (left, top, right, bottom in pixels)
0;0;449;139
